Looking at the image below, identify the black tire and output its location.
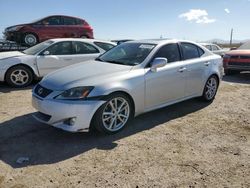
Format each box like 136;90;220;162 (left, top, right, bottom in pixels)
91;93;133;134
201;75;219;102
5;65;33;87
23;33;38;46
224;69;239;75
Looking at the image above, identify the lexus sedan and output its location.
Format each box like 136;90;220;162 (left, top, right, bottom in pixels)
0;38;115;87
223;41;250;75
4;15;93;46
32;39;223;134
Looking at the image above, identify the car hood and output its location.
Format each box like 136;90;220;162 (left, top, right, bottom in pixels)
41;60;133;90
0;51;25;60
226;50;250;56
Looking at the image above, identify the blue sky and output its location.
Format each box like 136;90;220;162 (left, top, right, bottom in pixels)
0;0;249;41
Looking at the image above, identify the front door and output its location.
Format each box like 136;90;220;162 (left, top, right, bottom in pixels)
144;43;187;110
36;41;74;76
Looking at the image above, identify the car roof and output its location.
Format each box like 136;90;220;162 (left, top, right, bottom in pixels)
49;38;116;45
126;39;200;45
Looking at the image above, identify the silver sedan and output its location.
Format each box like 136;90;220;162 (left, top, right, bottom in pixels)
32;39;223;134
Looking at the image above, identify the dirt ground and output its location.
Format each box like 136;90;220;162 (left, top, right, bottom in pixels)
0;73;250;188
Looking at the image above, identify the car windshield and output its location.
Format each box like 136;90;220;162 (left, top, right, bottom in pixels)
23;41;54;55
238;42;250;50
97;43;156;66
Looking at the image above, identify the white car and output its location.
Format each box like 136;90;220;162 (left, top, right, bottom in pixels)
0;38;116;87
32;39;223;134
200;43;229;57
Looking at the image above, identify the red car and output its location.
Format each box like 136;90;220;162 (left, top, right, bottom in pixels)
3;15;94;46
223;42;250;75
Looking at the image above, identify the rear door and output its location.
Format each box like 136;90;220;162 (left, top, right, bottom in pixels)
36;41;75;76
180;42;211;97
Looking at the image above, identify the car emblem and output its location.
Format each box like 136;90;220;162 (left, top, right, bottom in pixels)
38;88;43;95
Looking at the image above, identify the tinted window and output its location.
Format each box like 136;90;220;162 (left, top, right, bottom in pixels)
181;43;200;60
198;47;205;56
153;43;180;63
43;16;61;25
76;19;84;25
72;41;99;54
94;42;115;51
45;42;73;55
63;17;77;25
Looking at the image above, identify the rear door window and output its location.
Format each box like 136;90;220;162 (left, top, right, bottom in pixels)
212;45;220;51
72;41;100;54
63;17;77;25
180;43;201;60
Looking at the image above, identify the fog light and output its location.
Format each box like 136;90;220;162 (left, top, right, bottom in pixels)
64;117;76;126
69;117;76;126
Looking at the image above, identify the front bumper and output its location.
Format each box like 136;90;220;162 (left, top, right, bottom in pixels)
32;95;105;132
3;31;23;43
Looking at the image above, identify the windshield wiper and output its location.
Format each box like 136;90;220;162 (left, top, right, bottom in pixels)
95;57;103;62
105;60;130;66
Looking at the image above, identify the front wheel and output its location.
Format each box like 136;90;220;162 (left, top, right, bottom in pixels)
24;33;38;46
5;65;33;87
201;75;219;101
91;93;133;134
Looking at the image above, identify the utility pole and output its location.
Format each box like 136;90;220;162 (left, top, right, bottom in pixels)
230;28;233;45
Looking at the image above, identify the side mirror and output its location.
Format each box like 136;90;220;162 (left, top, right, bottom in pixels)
43;51;50;56
150;58;168;72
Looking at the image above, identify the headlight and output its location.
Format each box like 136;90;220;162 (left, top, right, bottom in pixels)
7;26;23;32
55;86;94;100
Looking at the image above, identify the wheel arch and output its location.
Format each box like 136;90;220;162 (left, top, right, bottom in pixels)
5;64;38;80
102;90;136;117
23;32;39;45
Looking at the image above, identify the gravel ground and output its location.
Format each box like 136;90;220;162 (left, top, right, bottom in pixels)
0;73;250;188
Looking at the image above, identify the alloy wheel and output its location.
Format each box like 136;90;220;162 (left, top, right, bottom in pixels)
10;69;29;86
102;97;130;132
205;77;217;100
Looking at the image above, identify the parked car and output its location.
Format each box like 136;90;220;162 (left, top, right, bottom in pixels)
32;39;223;134
3;15;94;46
0;38;116;87
223;41;250;75
200;43;228;57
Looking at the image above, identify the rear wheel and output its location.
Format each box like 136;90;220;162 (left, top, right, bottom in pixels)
91;93;133;134
201;75;219;101
6;65;33;87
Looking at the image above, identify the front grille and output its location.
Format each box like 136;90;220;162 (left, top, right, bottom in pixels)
230;55;250;59
228;62;250;67
33;112;51;122
34;84;53;98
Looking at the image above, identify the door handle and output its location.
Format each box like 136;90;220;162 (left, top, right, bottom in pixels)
63;58;72;61
178;67;187;72
204;62;210;66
